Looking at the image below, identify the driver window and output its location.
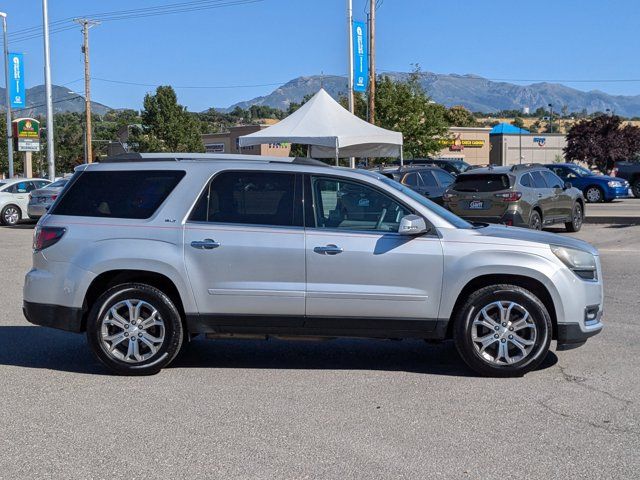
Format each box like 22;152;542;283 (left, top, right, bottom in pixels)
541;171;564;189
311;177;411;232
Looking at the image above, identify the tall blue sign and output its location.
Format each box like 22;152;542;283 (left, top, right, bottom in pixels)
352;21;368;92
8;53;25;109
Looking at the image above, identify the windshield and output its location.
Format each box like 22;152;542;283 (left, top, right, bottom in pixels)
0;182;6;189
375;175;473;229
569;165;593;176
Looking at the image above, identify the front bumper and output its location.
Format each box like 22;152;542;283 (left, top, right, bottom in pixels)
604;185;630;200
556;321;603;350
23;301;84;332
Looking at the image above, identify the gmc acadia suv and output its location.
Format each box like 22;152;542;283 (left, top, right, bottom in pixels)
23;153;604;376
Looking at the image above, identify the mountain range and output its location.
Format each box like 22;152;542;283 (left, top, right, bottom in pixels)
0;84;111;117
224;72;640;117
4;72;640;118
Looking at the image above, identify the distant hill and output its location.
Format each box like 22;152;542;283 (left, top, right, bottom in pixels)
223;72;640;117
0;84;111;117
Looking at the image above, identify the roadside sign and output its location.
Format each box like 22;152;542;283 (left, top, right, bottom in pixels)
8;53;25;109
352;20;368;92
12;118;40;152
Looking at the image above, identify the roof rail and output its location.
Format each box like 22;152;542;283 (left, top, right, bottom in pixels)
509;163;545;171
100;152;329;166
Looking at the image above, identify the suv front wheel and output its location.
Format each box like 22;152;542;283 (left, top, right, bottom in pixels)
86;283;184;375
453;284;552;377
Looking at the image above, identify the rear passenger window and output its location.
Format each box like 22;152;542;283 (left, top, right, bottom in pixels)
433;170;454;187
530;171;548;188
189;171;301;227
51;170;185;219
419;171;438;187
403;172;421;186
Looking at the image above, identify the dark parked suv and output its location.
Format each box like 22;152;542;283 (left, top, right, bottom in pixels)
613;161;640;198
377;165;455;205
444;164;585;231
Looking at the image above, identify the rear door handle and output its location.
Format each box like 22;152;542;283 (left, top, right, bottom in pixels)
190;238;220;250
537;193;543;198
313;244;343;255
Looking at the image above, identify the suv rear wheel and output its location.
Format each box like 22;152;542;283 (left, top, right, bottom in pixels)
632;179;640;199
453;284;552;377
86;283;184;375
565;203;583;232
529;210;542;230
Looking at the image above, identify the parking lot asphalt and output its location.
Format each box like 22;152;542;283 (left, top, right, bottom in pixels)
586;197;640;224
0;223;638;479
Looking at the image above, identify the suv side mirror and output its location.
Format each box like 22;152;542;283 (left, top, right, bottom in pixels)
398;214;428;235
563;181;572;190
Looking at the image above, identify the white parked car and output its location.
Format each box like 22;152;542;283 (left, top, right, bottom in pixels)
0;178;51;226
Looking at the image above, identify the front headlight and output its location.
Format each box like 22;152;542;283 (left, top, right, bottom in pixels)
608;180;622;188
551;246;597;281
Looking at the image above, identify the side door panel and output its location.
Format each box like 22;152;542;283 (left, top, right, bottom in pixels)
183;170;306;326
304;175;444;330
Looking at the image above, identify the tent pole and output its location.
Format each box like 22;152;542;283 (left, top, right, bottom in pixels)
335;141;339;166
307;145;311;158
400;146;404;166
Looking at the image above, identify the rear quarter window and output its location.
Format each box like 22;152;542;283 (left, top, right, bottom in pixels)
51;170;185;219
452;174;511;192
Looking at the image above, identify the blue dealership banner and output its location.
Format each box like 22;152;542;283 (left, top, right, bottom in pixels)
352;20;368;92
8;53;25;109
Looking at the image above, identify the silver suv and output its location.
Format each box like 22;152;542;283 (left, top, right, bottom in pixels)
23;153;604;376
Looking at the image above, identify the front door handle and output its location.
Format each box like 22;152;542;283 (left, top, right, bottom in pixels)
190;238;220;250
537;193;544;198
313;244;343;255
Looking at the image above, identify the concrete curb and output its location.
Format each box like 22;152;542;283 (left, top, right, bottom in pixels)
584;216;640;225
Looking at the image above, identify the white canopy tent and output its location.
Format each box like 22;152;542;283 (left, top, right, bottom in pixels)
238;89;403;165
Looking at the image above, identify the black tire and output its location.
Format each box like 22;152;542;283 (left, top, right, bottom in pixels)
565;202;584;232
632;179;640;199
86;283;184;375
453;284;552;377
0;204;21;226
584;186;603;203
529;210;542;230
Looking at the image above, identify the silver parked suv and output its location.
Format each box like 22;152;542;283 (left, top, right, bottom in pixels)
23;153;604;376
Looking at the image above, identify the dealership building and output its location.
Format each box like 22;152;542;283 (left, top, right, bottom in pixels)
489;124;567;166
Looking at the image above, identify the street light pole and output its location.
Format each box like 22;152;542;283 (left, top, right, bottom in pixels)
0;13;14;178
42;0;55;179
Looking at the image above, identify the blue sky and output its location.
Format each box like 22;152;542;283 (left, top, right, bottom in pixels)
4;0;640;111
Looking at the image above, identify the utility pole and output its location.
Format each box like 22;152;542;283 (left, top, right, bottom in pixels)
548;103;553;133
368;0;376;124
74;18;100;163
42;0;55;179
346;0;354;114
0;12;14;178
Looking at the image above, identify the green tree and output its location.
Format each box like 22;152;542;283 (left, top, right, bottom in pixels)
445;105;478;127
131;86;204;153
564;114;640;171
375;73;449;158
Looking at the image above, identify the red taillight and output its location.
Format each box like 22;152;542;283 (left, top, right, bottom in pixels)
494;191;522;202
50;194;57;201
33;226;66;252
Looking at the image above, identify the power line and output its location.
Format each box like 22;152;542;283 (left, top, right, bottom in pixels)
11;95;84;113
89;74;347;90
9;0;265;43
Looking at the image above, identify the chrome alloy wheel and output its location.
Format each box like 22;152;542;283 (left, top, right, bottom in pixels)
471;301;537;365
100;299;166;363
3;206;19;225
585;187;602;203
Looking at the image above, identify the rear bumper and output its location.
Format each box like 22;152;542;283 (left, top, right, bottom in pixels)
27;204;48;218
23;301;84;333
458;211;527;228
